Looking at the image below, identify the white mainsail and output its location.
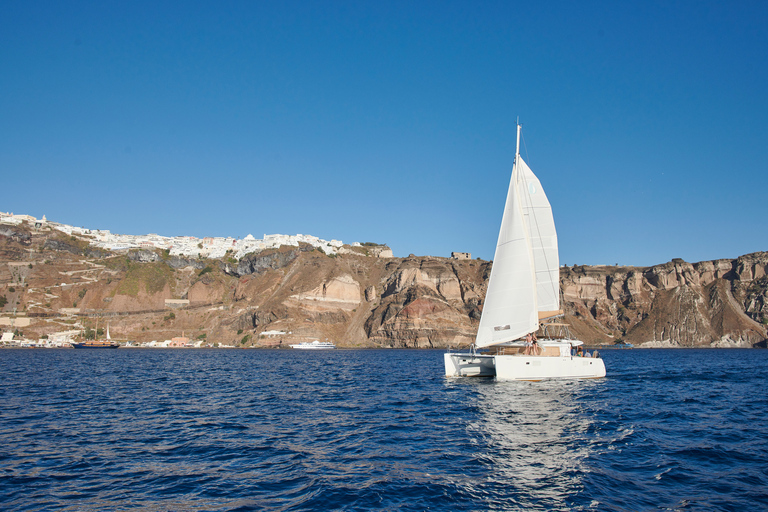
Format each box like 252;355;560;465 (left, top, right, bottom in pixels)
475;124;559;349
517;156;560;315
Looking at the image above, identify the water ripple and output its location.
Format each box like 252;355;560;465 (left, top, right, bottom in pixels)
1;348;767;510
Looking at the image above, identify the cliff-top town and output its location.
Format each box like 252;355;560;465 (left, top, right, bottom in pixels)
0;211;401;348
0;211;394;261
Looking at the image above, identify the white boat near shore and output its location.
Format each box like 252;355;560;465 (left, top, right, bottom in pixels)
444;122;605;381
290;340;336;350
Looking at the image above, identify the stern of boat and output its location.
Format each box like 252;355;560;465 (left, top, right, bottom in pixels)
444;352;496;377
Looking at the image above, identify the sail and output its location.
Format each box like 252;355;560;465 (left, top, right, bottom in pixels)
517;157;560;314
475;159;539;348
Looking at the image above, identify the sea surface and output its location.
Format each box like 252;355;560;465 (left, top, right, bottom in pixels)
1;348;767;511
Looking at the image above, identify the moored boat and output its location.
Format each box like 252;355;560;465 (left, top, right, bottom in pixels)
290;340;336;350
71;323;120;349
71;340;120;349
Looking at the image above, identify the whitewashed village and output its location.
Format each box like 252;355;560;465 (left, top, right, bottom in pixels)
0;211;395;348
0;211;388;259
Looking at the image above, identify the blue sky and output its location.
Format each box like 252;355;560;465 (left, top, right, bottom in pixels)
2;1;767;266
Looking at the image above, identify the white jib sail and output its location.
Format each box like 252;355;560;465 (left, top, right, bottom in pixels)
475;158;539;348
517;156;560;314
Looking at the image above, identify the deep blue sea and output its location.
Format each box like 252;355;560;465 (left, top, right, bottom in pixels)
1;348;767;511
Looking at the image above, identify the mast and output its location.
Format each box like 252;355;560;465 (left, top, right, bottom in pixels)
515;121;521;167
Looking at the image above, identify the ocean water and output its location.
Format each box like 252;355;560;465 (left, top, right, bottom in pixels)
1;348;767;511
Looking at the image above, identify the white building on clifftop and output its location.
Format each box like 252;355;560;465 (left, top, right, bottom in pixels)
21;212;392;261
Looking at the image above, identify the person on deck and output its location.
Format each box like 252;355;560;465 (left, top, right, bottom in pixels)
524;333;540;355
524;333;533;355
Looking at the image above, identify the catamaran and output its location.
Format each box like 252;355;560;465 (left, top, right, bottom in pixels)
444;122;606;380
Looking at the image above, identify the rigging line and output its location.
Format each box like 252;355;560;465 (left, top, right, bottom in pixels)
521;130;529;166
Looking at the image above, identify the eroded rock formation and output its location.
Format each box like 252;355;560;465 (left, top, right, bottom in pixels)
561;254;768;347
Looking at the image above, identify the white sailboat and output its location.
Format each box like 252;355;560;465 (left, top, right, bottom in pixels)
444;123;605;380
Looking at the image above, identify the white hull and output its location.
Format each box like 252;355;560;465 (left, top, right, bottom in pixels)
444;352;605;380
290;340;336;350
494;354;605;380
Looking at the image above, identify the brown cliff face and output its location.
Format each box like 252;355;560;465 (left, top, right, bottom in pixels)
1;224;766;348
364;258;487;348
561;255;768;347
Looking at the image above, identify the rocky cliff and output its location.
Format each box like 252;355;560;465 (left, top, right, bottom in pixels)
561;255;768;347
1;223;766;348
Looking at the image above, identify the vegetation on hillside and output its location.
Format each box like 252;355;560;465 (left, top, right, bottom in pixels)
116;261;174;296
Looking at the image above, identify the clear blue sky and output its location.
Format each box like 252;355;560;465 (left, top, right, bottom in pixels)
2;1;766;266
